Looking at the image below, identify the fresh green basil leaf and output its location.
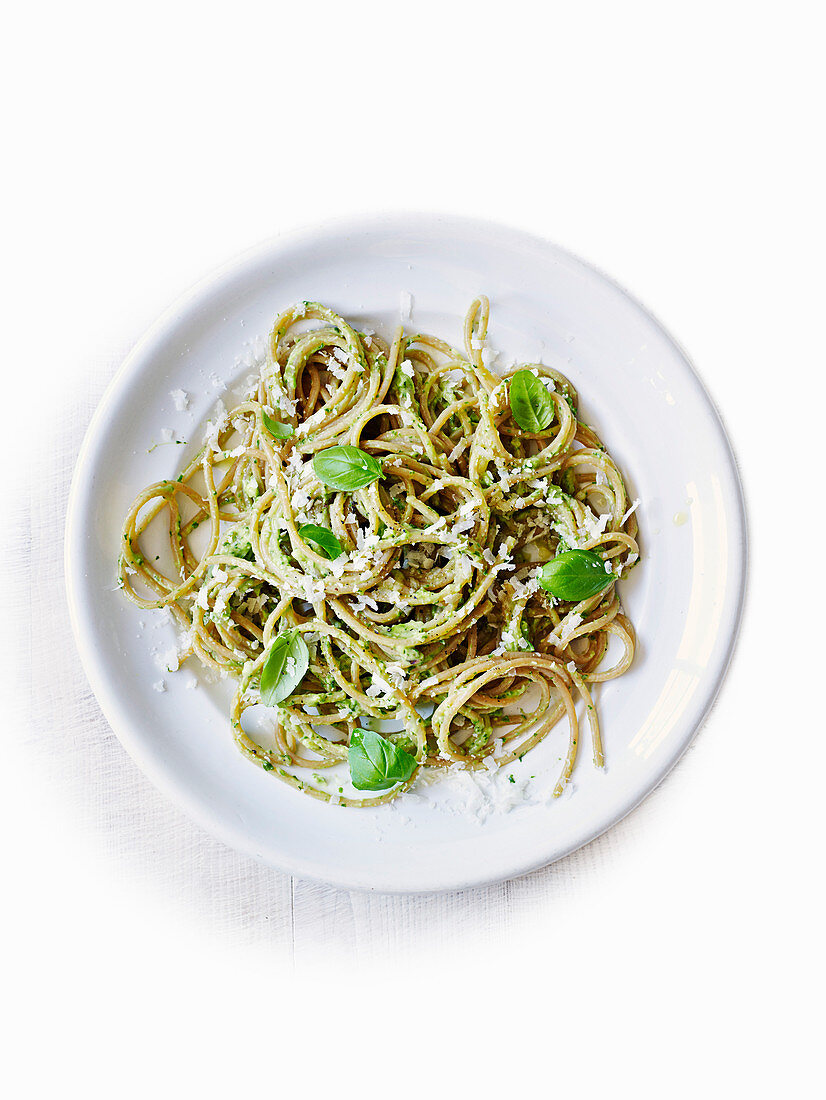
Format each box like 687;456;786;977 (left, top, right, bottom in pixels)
348;729;417;791
298;524;343;560
262;411;294;439
260;631;309;705
313;445;383;491
509;369;555;432
538;549;614;602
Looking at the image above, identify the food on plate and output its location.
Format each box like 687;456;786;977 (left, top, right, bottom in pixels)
119;298;640;806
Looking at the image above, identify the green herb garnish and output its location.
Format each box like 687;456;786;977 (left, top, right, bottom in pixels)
298;524;344;560
313;445;383;491
262;411;294;439
260;631;309;705
348;729;417;791
509;370;555;432
537;549;613;602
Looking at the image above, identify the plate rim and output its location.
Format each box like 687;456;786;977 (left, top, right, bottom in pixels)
64;212;748;893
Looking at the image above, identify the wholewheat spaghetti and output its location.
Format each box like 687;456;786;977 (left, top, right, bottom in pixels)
119;298;640;806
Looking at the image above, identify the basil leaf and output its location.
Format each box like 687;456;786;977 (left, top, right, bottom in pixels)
262;411;294;439
313;445;383;491
537;549;614;602
260;631;309;705
509;370;555;432
348;729;417;791
298;524;343;560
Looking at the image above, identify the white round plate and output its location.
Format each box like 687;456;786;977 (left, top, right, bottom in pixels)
66;214;746;893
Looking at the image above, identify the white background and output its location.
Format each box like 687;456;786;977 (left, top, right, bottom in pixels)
2;2;822;1097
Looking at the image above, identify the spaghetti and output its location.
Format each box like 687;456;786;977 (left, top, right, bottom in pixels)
119;298;640;806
